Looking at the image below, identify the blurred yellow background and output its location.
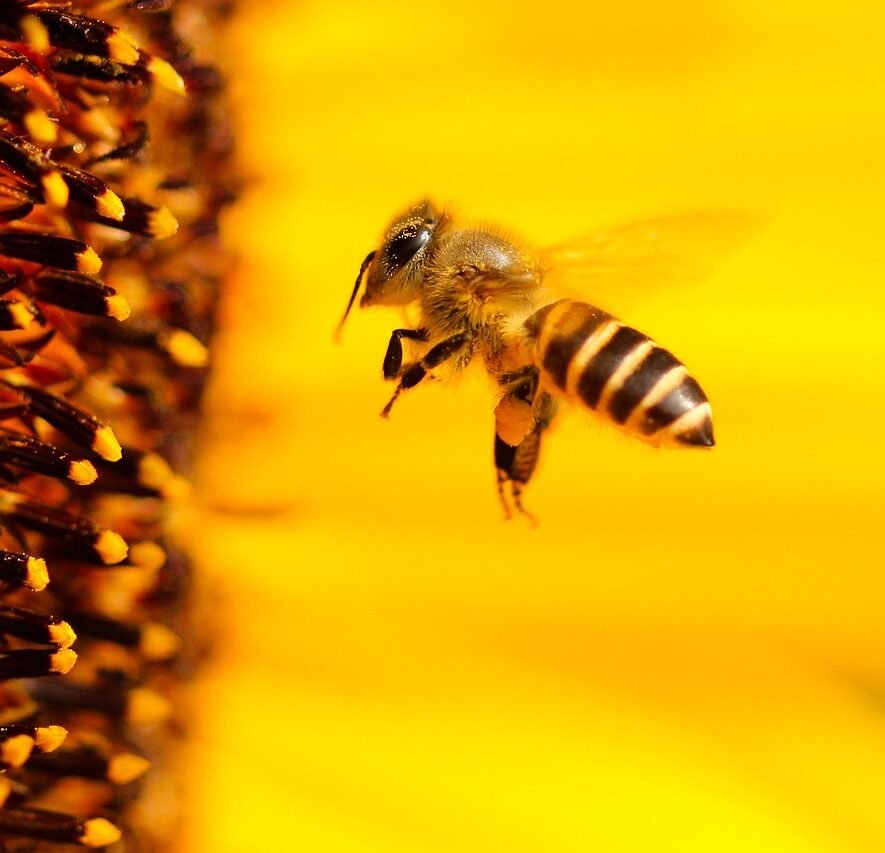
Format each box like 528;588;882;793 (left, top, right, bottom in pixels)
182;1;885;850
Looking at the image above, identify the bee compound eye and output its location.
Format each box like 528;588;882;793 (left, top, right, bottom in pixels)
384;224;432;275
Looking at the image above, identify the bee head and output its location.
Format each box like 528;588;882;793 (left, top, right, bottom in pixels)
361;200;440;307
336;201;441;339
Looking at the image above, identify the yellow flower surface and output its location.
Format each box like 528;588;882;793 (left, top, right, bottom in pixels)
185;1;885;850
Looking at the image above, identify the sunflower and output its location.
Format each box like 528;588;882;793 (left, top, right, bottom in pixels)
0;1;230;847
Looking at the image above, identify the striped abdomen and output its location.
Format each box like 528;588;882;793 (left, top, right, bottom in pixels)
527;300;714;447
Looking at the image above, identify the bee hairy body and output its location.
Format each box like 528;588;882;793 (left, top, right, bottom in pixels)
423;229;541;335
342;200;720;518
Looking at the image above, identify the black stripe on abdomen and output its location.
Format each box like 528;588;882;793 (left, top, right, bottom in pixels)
540;305;607;389
607;347;682;424
639;376;708;435
576;326;647;409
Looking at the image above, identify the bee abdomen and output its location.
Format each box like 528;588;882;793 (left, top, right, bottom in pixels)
530;300;714;448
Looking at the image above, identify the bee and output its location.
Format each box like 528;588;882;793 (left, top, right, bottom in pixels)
338;200;742;519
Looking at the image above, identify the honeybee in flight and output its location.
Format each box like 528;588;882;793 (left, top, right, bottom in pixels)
338;200;746;519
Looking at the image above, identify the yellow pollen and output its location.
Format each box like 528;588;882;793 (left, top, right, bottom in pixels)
108;30;140;65
161;473;193;502
80;818;122;848
148;57;186;95
148;205;179;239
97;188;126;221
69;459;98;486
20;16;49;52
25;556;49;591
93;425;123;461
41;170;69;208
108;752;152;784
48;620;77;650
140;622;182;661
106;294;132;321
7;301;33;330
128;687;173;726
34;725;67;752
139;452;173;489
80;107;118;142
1;734;34;768
50;648;77;674
24;110;57;144
128;541;167;571
164;329;209;367
76;246;103;275
95;529;129;565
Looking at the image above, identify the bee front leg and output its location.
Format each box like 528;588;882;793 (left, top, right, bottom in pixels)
382;328;428;380
381;331;471;418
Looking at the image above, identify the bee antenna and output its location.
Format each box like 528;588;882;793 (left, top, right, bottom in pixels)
335;250;376;341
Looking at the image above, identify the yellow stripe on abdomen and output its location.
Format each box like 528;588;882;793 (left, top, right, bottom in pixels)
534;300;611;391
528;300;714;448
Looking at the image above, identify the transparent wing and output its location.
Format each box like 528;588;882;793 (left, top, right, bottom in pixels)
539;211;761;299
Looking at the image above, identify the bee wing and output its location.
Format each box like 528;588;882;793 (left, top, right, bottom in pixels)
539;210;761;298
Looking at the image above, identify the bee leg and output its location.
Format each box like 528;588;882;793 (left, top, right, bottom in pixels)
494;435;517;520
498;366;539;401
383;327;428;380
494;391;557;523
510;482;537;526
381;331;471;417
494;428;540;525
495;366;540;445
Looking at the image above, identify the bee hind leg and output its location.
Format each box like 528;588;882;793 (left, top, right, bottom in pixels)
494;429;540;525
493;391;557;523
381;331;471;417
510;481;536;525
